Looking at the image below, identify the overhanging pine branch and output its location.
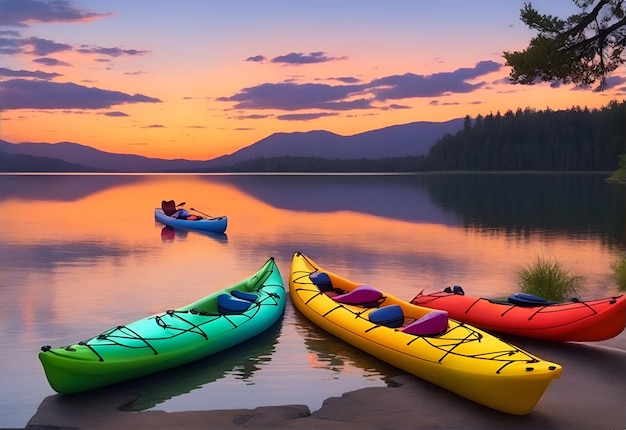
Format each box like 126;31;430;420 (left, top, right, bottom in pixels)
562;15;626;52
562;0;611;38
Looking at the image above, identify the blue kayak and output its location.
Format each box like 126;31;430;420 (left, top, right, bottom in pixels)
155;208;227;234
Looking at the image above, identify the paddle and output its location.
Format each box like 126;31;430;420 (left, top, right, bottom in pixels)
190;207;220;220
174;200;221;219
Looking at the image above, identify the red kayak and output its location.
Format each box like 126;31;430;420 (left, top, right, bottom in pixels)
410;287;626;342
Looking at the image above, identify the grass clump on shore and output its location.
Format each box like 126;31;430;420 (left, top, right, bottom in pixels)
611;256;626;291
607;154;626;184
517;255;583;301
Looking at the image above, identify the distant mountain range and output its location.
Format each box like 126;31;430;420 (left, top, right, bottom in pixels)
0;118;464;172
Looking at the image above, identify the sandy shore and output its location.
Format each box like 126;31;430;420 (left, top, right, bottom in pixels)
25;334;625;430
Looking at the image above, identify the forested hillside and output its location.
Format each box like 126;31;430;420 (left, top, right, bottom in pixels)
426;100;625;171
0;153;102;172
223;100;625;173
220;156;428;173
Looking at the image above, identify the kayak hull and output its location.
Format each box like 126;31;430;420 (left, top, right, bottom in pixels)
411;291;626;342
289;252;562;415
154;208;227;234
39;258;285;394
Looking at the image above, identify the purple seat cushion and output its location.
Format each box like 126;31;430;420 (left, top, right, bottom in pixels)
401;310;448;336
333;285;383;306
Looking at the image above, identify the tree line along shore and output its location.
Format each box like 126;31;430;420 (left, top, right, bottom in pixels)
217;100;625;177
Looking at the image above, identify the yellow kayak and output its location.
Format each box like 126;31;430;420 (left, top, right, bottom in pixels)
289;252;562;415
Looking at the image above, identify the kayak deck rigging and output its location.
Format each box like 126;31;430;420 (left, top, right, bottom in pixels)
41;290;284;362
293;282;544;368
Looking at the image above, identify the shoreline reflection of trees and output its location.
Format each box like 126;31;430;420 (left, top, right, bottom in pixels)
422;173;625;245
211;173;625;245
2;174;621;245
0;175;146;202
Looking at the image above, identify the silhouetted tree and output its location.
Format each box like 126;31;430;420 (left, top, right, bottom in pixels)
503;1;626;89
425;101;625;172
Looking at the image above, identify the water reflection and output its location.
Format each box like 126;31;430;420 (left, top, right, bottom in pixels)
1;173;624;429
161;225;186;242
422;173;626;244
119;320;282;411
2;173;622;244
0;174;147;201
292;309;400;380
129;305;401;413
159;225;228;244
207;173;625;243
205;174;460;225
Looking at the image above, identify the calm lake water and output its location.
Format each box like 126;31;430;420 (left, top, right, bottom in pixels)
1;173;624;428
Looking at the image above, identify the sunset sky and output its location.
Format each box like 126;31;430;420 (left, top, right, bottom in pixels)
1;0;624;161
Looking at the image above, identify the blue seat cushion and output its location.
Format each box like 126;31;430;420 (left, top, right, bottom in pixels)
310;272;333;292
231;290;258;302
218;294;252;314
368;305;404;328
508;293;551;307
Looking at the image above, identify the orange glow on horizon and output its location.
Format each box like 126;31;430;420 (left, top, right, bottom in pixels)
3;86;618;161
2;1;624;160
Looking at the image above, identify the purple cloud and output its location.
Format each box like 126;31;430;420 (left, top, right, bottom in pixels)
330;76;362;84
371;73;478;99
25;37;72;55
271;51;346;65
316;99;375;110
371;61;501;100
33;57;71;67
0;79;161;109
0;0;111;27
276;112;338;121
218;61;502;113
217;82;368;110
0;31;149;61
0;33;24;55
245;55;266;62
429;100;461;106
0;67;61;80
382;103;412;110
231;114;274;120
77;45;149;57
0;35;71;56
593;75;626;92
103;111;129;117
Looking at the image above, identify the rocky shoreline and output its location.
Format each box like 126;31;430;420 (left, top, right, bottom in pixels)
24;333;626;430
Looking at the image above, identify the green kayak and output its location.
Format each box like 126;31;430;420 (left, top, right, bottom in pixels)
39;257;285;394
